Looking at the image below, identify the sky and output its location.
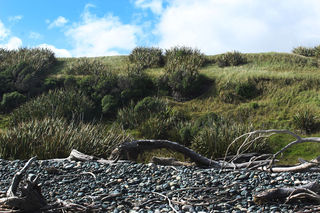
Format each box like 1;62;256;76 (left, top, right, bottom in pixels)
1;0;320;57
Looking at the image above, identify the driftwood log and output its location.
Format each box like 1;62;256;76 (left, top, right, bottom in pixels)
0;157;47;212
109;140;275;170
254;181;320;204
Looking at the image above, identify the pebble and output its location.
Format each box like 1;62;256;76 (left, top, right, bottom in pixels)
0;159;314;212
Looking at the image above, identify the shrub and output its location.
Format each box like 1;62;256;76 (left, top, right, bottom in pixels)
293;108;319;134
0;48;56;94
0;117;132;159
163;47;207;100
191;117;268;159
101;95;119;115
217;51;247;67
292;46;315;57
10;89;95;124
65;58;109;75
117;101;139;129
0;91;26;112
314;45;320;58
165;46;205;68
43;77;64;91
129;47;164;69
134;97;167;119
117;65;155;104
117;97;168;129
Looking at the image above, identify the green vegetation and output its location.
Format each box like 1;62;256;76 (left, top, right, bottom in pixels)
1;46;320;164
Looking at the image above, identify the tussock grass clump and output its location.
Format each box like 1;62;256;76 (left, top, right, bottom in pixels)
165;46;205;68
217;51;247;67
162;46;206;100
129;47;164;69
10;89;95;124
190;116;268;159
292;46;316;57
0;48;56;95
65;57;109;75
0;47;56;71
0;117;132;159
293;108;319;134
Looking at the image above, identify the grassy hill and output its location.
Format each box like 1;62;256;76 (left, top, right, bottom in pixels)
1;47;320;164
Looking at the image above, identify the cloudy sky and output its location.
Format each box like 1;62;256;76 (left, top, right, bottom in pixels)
1;0;320;57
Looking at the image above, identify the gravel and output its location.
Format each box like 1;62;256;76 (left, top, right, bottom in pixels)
0;159;317;212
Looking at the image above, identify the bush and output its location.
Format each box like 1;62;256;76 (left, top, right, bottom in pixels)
0;48;56;95
0;117;132;159
217;51;247;67
165;46;205;68
65;58;109;75
10;89;95;124
117;97;168;129
293;108;319;134
101;95;119;115
129;47;164;69
162;47;207;100
134;97;167;119
292;46;315;57
0;91;26;112
117;65;155;104
191;116;268;159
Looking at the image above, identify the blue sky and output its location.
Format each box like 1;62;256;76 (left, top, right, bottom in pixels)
1;0;320;57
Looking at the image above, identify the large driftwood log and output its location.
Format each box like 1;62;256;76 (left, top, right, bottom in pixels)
109;140;274;169
109;129;320;172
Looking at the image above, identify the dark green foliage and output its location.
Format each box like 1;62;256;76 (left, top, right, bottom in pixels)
43;77;64;91
134;96;167;119
63;76;78;89
0;48;56;96
162;47;207;100
129;47;164;69
0;69;13;96
235;81;259;99
10;89;95;124
292;46;316;57
217;51;247;67
101;95;118;115
0;91;26;112
293;108;319;134
117;65;155;104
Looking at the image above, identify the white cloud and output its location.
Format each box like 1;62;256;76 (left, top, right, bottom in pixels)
0;20;9;40
38;44;72;57
0;37;22;49
29;31;42;40
48;16;68;29
65;5;139;57
154;0;320;54
135;0;164;15
8;15;23;22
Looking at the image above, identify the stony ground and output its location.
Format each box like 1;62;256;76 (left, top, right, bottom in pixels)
0;158;318;212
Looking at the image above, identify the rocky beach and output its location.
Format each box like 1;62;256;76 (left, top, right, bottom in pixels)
0;158;318;212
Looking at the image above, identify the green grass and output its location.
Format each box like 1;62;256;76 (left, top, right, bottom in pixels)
2;51;320;164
